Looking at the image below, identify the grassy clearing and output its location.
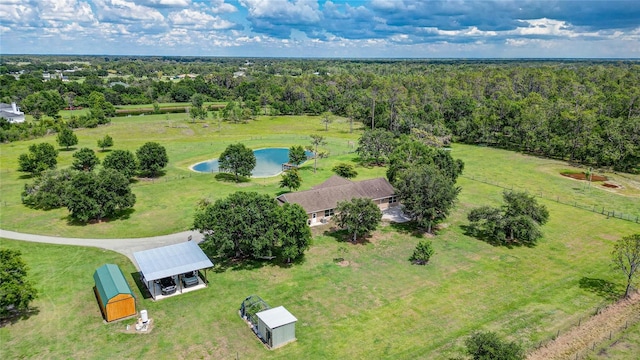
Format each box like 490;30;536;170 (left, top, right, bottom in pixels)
1;114;638;239
1;135;639;358
0;206;637;359
0;114;367;237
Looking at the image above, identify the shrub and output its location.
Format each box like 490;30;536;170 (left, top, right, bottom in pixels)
410;240;435;265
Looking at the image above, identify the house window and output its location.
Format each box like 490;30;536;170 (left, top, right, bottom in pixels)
324;209;334;217
388;196;398;204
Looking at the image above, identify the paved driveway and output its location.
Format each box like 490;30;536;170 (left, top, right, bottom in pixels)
0;229;204;268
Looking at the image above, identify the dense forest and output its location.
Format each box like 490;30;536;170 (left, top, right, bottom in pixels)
1;56;638;173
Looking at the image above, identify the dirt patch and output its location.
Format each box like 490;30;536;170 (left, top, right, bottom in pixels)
527;292;640;360
602;182;621;189
561;172;608;182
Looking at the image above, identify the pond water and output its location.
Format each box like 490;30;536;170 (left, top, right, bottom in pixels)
191;148;309;177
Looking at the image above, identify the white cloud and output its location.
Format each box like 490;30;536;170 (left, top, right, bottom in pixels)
39;0;96;23
93;0;165;23
168;9;235;30
0;1;37;24
141;0;191;7
240;0;321;23
210;0;237;14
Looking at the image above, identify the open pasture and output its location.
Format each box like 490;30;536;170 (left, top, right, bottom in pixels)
1;114;639;358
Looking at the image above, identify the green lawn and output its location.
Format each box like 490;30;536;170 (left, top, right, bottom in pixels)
1;114;637;238
1;114;639;358
0;204;637;359
0;114;367;238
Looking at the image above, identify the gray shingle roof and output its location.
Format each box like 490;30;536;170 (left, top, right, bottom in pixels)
277;177;395;213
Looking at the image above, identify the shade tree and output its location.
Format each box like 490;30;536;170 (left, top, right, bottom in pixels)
218;143;256;182
277;203;312;263
467;191;550;246
56;127;78;150
97;134;113;151
22;168;76;209
18;143;58;176
357;128;396;165
72;147;100;171
386;139;464;183
136;142;168;177
394;164;461;234
0;249;38;319
102;149;137;180
64;168;136;223
193;191;310;262
334;197;382;243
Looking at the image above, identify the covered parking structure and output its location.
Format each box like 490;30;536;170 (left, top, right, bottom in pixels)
133;241;214;300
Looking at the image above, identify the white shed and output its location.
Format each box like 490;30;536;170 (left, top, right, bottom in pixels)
255;306;297;349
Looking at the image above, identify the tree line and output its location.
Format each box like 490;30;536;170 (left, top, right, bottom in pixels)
2;58;638;171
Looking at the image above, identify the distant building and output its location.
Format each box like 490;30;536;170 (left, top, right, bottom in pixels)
0;102;25;123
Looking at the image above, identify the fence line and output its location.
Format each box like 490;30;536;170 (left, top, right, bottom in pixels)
531;296;640;359
462;175;640;224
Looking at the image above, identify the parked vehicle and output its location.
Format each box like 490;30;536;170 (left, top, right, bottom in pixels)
182;271;199;287
158;277;177;295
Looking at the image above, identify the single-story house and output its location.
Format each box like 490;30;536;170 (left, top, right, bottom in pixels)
276;176;397;225
0;102;25;123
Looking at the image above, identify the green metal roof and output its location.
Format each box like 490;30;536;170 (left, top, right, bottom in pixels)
93;264;134;308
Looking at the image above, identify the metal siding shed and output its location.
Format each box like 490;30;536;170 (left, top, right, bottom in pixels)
256;306;297;348
256;306;297;328
133;241;214;282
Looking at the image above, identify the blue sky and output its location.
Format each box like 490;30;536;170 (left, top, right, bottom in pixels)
1;0;639;58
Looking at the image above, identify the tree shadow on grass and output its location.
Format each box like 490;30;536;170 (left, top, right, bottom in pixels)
0;307;40;328
64;208;136;226
130;271;152;300
460;224;519;249
389;221;425;238
323;226;372;245
579;277;620;301
215;173;250;183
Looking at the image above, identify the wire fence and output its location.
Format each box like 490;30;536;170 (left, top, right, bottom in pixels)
531;296;640;360
462;175;640;224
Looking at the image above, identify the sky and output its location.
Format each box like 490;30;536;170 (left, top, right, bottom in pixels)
1;0;639;58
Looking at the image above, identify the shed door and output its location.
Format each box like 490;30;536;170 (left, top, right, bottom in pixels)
266;329;272;347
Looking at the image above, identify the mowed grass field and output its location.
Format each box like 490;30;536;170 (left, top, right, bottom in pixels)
1;114;639;359
0;113;370;238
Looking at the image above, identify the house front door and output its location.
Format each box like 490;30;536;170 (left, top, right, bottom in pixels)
312;213;317;224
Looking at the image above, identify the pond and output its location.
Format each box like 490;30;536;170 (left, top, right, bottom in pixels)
191;148;309;177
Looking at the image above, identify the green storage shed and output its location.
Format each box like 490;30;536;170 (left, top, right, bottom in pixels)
93;264;136;322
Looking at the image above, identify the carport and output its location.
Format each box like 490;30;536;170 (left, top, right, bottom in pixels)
133;241;214;300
